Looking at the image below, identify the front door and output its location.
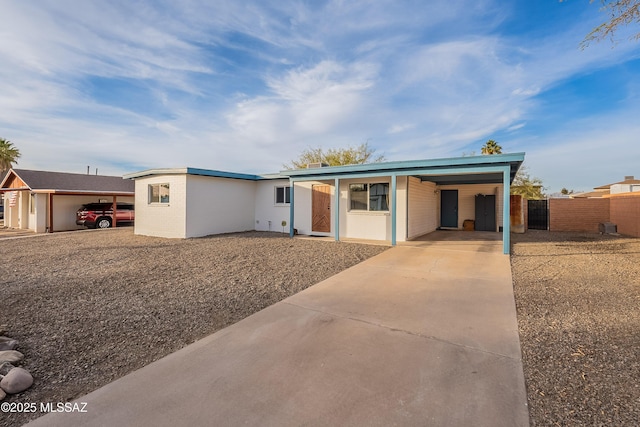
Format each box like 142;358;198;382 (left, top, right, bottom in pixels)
312;185;331;233
440;190;458;228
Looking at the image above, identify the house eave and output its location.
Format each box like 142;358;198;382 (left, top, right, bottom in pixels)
280;153;525;184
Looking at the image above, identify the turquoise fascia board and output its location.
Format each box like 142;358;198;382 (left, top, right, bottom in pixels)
288;165;511;182
280;153;525;177
124;167;288;181
185;168;262;181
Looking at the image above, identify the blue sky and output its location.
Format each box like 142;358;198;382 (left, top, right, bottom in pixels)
1;0;639;192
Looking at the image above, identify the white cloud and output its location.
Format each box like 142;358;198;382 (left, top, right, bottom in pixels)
0;0;638;179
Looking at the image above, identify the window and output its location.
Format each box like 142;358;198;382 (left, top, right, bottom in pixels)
349;183;389;211
149;183;170;204
275;186;291;205
29;193;36;214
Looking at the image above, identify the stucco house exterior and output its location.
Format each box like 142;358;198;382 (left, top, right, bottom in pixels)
124;153;524;254
0;169;134;233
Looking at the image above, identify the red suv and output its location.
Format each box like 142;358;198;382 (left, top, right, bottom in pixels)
76;202;135;229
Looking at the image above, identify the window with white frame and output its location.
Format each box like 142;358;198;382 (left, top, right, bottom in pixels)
275;186;291;205
349;183;389;211
148;183;170;204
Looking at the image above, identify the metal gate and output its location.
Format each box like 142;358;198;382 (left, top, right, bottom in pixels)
527;199;548;230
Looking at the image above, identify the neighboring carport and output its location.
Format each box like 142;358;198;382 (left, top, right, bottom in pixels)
281;153;525;254
0;169;134;233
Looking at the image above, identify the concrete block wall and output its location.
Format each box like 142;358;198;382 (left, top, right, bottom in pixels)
549;198;610;233
610;194;640;237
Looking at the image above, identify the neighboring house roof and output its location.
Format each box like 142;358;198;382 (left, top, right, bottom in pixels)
594;176;640;190
571;190;610;198
0;169;134;194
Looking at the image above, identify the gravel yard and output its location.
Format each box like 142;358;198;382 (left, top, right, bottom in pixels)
3;228;639;426
511;231;640;426
0;229;387;427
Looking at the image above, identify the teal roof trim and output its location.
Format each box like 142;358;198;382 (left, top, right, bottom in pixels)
123;153;524;184
124;168;288;181
281;153;525;184
280;153;525;177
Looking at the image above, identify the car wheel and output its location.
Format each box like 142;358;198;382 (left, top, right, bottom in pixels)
96;217;112;229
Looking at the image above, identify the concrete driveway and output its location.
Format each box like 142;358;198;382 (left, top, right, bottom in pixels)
28;232;529;427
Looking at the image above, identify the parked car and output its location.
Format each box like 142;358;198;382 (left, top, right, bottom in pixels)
76;202;134;229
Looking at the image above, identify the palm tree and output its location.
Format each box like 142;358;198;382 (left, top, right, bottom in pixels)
481;139;503;155
0;138;21;176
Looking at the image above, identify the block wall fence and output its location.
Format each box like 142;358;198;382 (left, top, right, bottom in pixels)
549;198;610;233
547;195;640;237
610;194;640;237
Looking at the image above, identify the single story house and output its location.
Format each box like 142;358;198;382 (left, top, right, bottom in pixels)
0;169;134;232
124;153;524;254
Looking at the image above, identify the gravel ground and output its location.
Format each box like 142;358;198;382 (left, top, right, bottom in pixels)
511;231;640;426
0;229;387;427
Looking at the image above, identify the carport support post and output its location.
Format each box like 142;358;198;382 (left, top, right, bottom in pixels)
113;195;117;228
503;167;510;255
289;182;295;238
48;193;53;233
391;174;397;246
334;178;340;242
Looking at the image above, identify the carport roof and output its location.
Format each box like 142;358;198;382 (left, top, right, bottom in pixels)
0;169;134;194
280;152;525;184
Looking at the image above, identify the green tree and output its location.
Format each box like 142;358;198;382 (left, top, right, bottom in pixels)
578;0;640;47
511;165;546;199
481;140;503;155
560;187;574;195
0;138;21;176
284;142;385;170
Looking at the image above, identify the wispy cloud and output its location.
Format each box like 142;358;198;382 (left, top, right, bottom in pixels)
0;0;637;191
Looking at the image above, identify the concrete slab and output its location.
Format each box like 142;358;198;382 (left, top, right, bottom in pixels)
27;235;529;427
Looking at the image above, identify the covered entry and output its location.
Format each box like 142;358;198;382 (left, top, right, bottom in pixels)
282;153;525;254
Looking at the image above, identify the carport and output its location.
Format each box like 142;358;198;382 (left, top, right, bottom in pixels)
281;153;525;254
0;169;134;233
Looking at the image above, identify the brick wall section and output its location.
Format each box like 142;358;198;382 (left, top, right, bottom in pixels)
549;198;610;232
610;195;640;237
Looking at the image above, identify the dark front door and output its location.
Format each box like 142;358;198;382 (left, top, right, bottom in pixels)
440;190;458;228
475;194;496;231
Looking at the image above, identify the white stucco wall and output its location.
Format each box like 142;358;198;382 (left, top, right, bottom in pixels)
254;179;291;233
407;177;438;240
30;193;47;233
610;183;640;194
134;175;187;238
437;184;503;230
185;175;256;238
